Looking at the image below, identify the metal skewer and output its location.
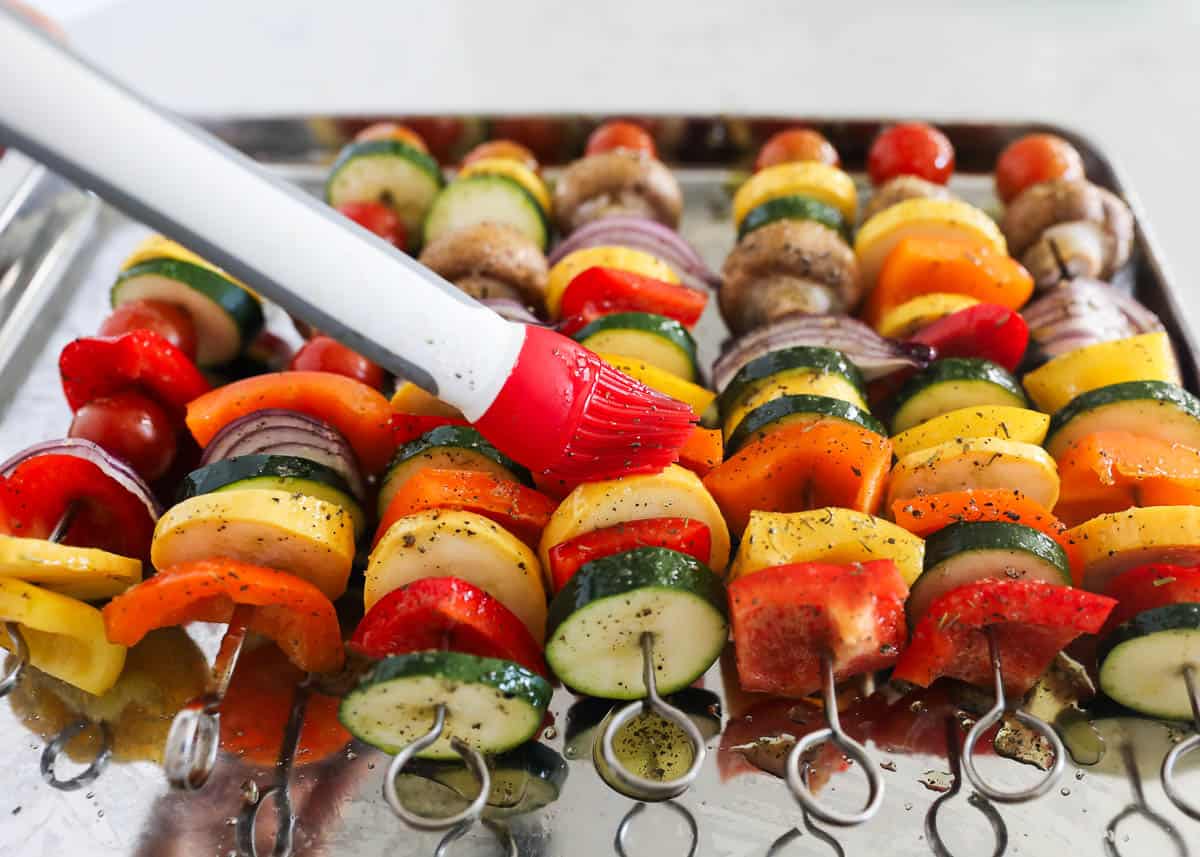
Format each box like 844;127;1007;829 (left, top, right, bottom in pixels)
614;801;698;857
164;601;255;790
235;677;310;857
925;715;1007;857
598;632;707;801
1160;664;1200;822
961;627;1066;802
783;652;884;826
1105;740;1188;857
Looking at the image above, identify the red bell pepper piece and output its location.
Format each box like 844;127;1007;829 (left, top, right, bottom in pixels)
911;303;1029;372
373;468;555;550
388;412;469;447
892;579;1115;695
728;561;909;698
1102;564;1200;633
220;644;350;767
59;330;211;417
0;452;156;561
558;267;708;334
349;576;547;676
102;559;345;674
546;517;712;592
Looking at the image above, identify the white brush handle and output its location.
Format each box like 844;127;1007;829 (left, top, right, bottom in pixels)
0;10;523;420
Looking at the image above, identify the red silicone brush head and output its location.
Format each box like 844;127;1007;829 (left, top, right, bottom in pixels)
473;325;695;482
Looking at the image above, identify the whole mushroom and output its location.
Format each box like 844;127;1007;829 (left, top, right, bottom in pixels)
418;222;548;310
552;150;683;234
1001;178;1134;289
861;175;953;222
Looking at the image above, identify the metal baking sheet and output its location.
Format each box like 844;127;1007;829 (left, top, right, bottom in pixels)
0;118;1197;857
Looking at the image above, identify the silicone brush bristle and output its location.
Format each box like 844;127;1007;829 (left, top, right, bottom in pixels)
473;326;696;482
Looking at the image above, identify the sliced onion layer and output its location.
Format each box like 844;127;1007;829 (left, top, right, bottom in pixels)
479;298;547;326
0;437;162;521
712;313;936;392
1022;278;1164;358
547;215;719;290
199;408;365;500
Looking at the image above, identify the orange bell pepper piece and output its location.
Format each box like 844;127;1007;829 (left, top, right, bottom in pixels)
891;488;1082;585
702;420;892;535
1054;431;1200;527
102;559;344;674
677;426;723;477
864;237;1034;327
373;468;556;549
186;371;395;475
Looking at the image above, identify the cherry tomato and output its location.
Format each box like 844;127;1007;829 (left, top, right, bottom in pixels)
353;122;429;153
68;391;176;482
335;201;406;249
489;118;566;163
585;120;657;158
868;122;955;186
400;117;468;162
289;335;385;389
755;128;840;171
461;139;540;173
98;299;198;362
994;133;1085;203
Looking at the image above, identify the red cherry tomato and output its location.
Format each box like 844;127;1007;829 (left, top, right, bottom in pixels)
289;335;385;389
68;391;176;482
585;121;657;158
994;133;1085;203
461;139;540;173
755;128;840;171
98;299;198;362
335;201;406;249
399;117;468;162
489;118;566;163
868;122;955;186
353;122;429;153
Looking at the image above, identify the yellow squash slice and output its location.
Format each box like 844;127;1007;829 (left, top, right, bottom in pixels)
890;405;1050;460
887;436;1060;511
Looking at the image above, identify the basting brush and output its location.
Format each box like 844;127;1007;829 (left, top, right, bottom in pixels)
0;11;695;481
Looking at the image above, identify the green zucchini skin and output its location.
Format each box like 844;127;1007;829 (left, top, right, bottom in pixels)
1044;380;1200;457
573;312;699;373
737;194;850;242
1098;603;1200;721
922;521;1070;574
386;425;533;487
890;358;1027;434
724;393;884;456
422;174;549;251
716;346;865;415
325;139;444;192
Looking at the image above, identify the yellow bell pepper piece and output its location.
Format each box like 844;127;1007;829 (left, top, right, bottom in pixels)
729;508;924;585
0;535;141;601
0;578;126;695
890;405;1050;460
390;381;465;418
598;353;716;418
1023;332;1181;414
545;247;678;319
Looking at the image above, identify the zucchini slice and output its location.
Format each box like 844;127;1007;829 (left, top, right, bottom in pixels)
909;522;1071;621
379;425;532;518
340;651;552;759
325;139;445;249
151;489;356;600
456;157;552;215
391;742;568;819
178;455;366;540
538;464;731;574
737;194;849;242
732;161;859;225
423;175;549;251
716;346;866;438
111;258;263;366
887;436;1060;512
890;405;1049;460
890;358;1027;434
725;394;884;457
574;312;699;382
545;547;728;699
366;509;547;640
1023;332;1181;415
1098;603;1200;720
0;536;140;601
1044;381;1200;458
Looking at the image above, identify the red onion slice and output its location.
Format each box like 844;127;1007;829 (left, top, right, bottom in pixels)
712;313;936;392
548;215;719;290
0;438;162;520
1022;278;1164;358
199;409;366;500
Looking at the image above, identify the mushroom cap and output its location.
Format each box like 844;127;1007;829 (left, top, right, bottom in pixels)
861;175;953;223
418;222;548;307
552;150;683;234
720;219;860;335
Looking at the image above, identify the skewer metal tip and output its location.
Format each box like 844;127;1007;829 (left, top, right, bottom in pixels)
1160;664;1200;822
598;633;707;802
784;652;884;827
163;694;222;791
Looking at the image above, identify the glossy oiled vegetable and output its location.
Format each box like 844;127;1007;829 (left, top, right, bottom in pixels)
887;436;1060;512
889;405;1049;460
0;535;141;601
545;246;679;319
1069;505;1200;593
1022;332;1181;414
